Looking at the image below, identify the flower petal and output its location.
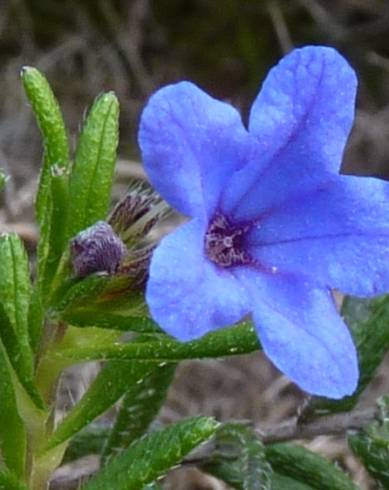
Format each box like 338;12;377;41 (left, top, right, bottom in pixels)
220;46;357;221
237;268;358;398
247;175;389;296
146;219;250;341
249;45;356;158
139;82;253;218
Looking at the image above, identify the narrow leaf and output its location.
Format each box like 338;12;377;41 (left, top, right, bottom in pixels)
22;68;69;303
348;395;389;488
0;468;27;490
49;275;110;314
63;425;109;463
83;417;219;490
66;92;119;240
203;424;272;490
271;474;314;490
0;341;27;478
21;66;69;224
0;234;43;407
203;460;313;490
265;443;358;490
47;361;157;450
102;363;176;463
38;167;70;300
50;275;147;325
53;322;260;363
28;287;44;353
202;459;245;489
0;170;7;192
64;309;160;333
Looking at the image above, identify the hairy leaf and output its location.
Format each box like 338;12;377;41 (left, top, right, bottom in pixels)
28;287;44;353
66;92;119;240
204;460;313;490
348;395;389;488
0;234;43;407
0;341;26;478
47;361;157;449
0;170;7;192
63;425;109;463
265;443;358;490
51;274;148;323
22;67;71;308
64;309;160;333
21;66;69;225
83;417;219;490
49;275;110;314
39;167;70;299
102;363;176;463
203;423;272;490
0;468;27;490
52;322;260;363
271;474;314;490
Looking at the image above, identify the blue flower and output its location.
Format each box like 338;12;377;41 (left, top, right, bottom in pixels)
138;46;389;399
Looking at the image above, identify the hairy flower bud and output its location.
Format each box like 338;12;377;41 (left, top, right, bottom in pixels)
71;221;127;278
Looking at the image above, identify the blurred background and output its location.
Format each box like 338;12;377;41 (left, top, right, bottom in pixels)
1;1;389;488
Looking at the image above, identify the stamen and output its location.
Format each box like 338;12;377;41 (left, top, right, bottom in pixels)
205;214;252;267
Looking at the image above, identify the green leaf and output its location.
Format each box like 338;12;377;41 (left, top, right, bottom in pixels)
83;417;219;490
63;309;160;333
63;425;109;463
66;92;119;240
21;66;70;328
271;474;314;490
202;459;245;489
49;275;110;315
0;234;32;347
21;66;69;225
28;287;44;353
52;322;260;363
265;443;358;490
34;167;70;309
47;360;158;450
0;468;27;490
22;70;70;304
0;234;43;408
102;363;176;464
38;167;70;300
50;273;148;324
348;395;389;488
0;170;7;193
203;460;313;490
299;295;389;422
0;341;27;478
203;423;272;490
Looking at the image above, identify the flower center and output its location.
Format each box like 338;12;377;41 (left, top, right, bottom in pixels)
205;213;251;267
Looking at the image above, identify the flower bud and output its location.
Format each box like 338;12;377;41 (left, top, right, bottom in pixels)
71;221;127;278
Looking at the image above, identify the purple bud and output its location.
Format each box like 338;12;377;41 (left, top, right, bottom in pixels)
71;221;127;278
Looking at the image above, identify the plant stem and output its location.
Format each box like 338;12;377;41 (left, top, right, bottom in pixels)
27;321;70;488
